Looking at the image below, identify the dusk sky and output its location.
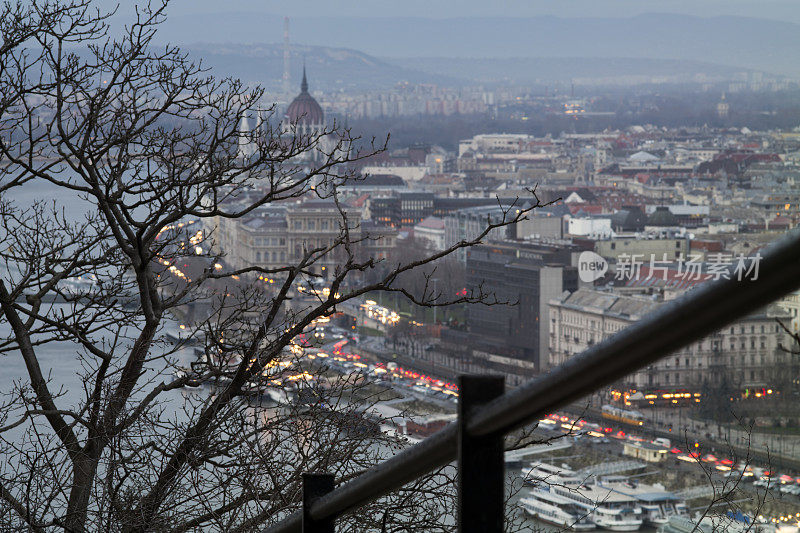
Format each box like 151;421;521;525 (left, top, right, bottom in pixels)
103;0;800;22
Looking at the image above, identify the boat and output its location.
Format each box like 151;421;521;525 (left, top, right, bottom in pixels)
260;384;297;405
522;462;643;531
658;513;777;533
174;367;202;389
520;461;582;487
519;488;595;531
549;483;643;531
597;476;688;526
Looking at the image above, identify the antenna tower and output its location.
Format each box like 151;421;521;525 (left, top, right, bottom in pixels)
282;17;291;96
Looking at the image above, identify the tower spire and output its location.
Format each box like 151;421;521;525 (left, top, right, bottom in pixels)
301;62;308;93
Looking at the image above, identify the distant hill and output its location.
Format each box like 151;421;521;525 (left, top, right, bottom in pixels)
183;44;464;93
387;57;760;86
162;13;800;77
183;43;766;92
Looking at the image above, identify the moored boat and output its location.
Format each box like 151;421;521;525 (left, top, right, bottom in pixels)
597;476;688;526
519;488;595;531
549;483;643;531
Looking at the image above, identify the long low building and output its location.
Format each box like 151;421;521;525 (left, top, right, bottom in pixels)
210;200;397;278
548;288;794;398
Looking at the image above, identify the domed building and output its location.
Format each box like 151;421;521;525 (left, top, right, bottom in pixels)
235;68;331;164
283;67;330;163
285;67;324;128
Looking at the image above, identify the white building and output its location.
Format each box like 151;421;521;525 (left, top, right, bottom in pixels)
414;217;446;250
458;133;533;157
567;217;613;239
777;290;800;333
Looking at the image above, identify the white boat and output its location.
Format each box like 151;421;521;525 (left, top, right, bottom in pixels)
549;483;643;531
520;461;582;487
519;488;595;531
522;462;642;531
658;513;777;533
174;367;201;389
597;477;688;526
262;385;296;405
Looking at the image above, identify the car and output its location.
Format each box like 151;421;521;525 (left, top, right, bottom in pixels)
753;478;774;489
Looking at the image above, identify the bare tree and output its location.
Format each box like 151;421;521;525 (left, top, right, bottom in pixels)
0;2;542;531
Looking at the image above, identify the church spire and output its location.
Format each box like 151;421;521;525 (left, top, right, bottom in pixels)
301;63;308;93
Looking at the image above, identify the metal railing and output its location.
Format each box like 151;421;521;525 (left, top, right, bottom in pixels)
265;229;800;533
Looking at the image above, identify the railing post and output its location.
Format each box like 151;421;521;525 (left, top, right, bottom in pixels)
457;375;505;533
302;472;335;533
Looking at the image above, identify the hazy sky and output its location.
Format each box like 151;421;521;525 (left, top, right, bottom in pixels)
105;0;800;23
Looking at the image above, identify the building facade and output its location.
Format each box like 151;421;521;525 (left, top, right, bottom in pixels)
549;289;794;396
465;241;578;370
212;201;396;278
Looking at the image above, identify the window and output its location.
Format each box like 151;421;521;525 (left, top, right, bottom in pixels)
308;221;315;230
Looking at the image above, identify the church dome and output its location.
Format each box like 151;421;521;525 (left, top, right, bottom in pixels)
285;67;323;125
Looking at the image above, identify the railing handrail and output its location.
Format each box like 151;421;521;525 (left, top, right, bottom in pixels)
265;229;800;533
